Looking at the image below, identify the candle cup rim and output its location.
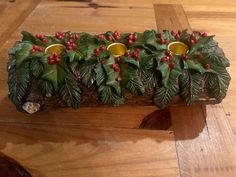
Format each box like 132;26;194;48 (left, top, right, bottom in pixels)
45;44;66;55
167;41;189;56
107;42;127;57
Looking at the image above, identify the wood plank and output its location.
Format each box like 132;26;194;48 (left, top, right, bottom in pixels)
154;4;236;177
0;0;40;48
0;123;179;177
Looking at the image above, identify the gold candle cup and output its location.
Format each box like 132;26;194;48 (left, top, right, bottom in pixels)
167;41;189;56
45;44;66;55
107;43;127;57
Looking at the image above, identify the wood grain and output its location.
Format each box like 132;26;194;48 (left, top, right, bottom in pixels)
0;1;236;177
0;123;179;177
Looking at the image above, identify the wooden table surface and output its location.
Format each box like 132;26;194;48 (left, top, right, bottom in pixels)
0;0;236;177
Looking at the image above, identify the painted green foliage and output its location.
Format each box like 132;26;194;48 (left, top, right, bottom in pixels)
7;30;230;110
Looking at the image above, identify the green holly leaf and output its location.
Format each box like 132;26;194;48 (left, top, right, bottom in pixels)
11;41;33;67
184;59;206;74
41;64;67;91
154;74;179;108
38;79;54;97
179;70;202;105
121;56;140;68
30;58;44;78
98;85;124;106
95;62;106;87
188;36;214;56
143;30;167;51
67;50;83;62
8;61;30;109
79;58;97;87
103;55;121;95
126;69;145;95
21;31;36;43
202;47;230;68
205;67;230;102
58;74;81;109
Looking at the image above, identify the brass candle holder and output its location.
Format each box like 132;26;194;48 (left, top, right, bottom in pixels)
107;43;127;57
45;44;66;55
167;41;189;55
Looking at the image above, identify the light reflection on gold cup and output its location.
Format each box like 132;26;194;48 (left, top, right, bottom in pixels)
107;43;127;57
167;42;189;56
45;44;66;55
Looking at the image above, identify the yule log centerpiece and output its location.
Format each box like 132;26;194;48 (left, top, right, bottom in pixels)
7;30;230;114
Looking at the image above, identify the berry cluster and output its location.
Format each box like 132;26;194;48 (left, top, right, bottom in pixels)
113;31;121;40
94;45;106;57
161;50;175;69
48;53;60;65
55;32;66;39
171;30;182;40
161;50;173;62
132;48;140;60
190;33;197;45
98;34;105;40
31;45;43;54
124;51;130;57
65;33;79;50
128;33;138;45
157;33;168;44
111;63;120;72
35;34;47;43
182;54;189;61
199;32;207;37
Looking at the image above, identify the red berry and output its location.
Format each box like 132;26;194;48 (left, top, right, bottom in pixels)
114;31;120;36
178;30;182;35
205;63;210;69
31;49;36;54
171;30;176;36
42;38;47;43
116;76;122;82
182;55;189;61
98;34;105;40
115;57;121;62
107;35;113;41
67;46;73;50
190;39;196;45
115;35;121;40
201;32;208;37
133;51;139;59
128;34;133;40
55;57;60;63
168;63;175;69
48;56;53;60
101;59;106;65
160;39;167;44
161;57;167;62
175;34;180;40
99;45;106;51
165;50;172;57
94;48;99;53
124;51;130;57
49;60;55;65
158;33;163;38
35;34;40;38
114;66;120;72
72;43;76;48
191;33;196;38
128;39;133;45
111;63;117;68
69;34;73;39
62;32;66;37
133;35;138;40
75;34;80;39
95;51;100;57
